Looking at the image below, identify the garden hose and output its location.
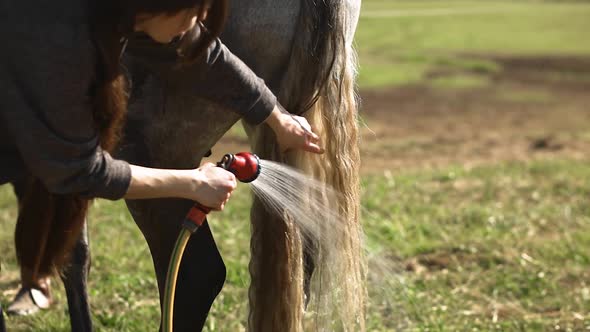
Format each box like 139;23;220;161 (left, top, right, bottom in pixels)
162;152;261;332
162;204;209;332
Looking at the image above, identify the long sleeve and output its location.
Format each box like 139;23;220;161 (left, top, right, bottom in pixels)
126;29;278;125
0;16;131;200
187;37;277;125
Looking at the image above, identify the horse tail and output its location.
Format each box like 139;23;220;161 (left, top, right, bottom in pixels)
247;0;364;331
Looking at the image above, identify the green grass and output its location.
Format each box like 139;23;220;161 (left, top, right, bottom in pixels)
363;159;590;330
1;159;590;330
356;1;590;87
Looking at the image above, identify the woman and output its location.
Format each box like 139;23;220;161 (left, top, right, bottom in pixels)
0;0;322;323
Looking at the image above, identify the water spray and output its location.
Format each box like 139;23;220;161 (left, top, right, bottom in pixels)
162;152;361;331
162;152;261;332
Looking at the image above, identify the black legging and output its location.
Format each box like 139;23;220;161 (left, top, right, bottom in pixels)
125;197;226;331
0;302;6;332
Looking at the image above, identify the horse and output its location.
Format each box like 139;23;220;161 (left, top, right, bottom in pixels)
7;0;362;330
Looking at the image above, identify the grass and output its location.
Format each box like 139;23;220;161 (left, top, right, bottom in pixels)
356;1;590;87
363;159;590;331
1;159;590;331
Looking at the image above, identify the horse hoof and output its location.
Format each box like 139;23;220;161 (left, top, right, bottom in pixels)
6;287;52;316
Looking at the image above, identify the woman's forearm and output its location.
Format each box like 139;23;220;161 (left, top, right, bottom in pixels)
124;164;236;211
124;165;199;200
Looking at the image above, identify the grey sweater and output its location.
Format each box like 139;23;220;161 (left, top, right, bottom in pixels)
0;1;276;200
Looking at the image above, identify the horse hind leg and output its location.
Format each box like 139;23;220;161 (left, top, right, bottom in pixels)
125;199;226;331
60;223;93;332
118;68;239;329
0;304;5;332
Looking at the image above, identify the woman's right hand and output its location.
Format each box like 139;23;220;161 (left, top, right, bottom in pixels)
191;163;237;210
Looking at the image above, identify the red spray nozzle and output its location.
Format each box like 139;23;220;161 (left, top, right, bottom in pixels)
217;152;261;183
184;152;260;229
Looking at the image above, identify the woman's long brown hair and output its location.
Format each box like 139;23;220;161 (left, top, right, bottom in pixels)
15;0;228;282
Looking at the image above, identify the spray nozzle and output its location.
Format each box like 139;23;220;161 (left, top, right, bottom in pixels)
217;152;261;183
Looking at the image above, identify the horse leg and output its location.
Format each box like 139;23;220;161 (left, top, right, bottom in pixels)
125;199;226;331
116;53;244;329
0;303;5;332
59;223;92;332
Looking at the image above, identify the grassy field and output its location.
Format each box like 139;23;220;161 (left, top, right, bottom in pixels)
357;0;590;87
363;161;590;330
2;160;589;331
2;0;590;331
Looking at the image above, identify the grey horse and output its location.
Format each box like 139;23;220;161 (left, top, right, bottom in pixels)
6;0;361;331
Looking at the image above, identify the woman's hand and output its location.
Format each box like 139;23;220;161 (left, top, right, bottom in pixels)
191;163;237;210
264;105;324;154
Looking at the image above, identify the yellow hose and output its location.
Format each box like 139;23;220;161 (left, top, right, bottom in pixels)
162;228;192;332
159;152;259;331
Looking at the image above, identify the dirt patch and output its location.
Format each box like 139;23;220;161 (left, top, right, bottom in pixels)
359;55;590;174
403;247;508;274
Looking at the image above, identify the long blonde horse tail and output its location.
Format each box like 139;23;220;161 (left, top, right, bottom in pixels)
247;0;364;331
